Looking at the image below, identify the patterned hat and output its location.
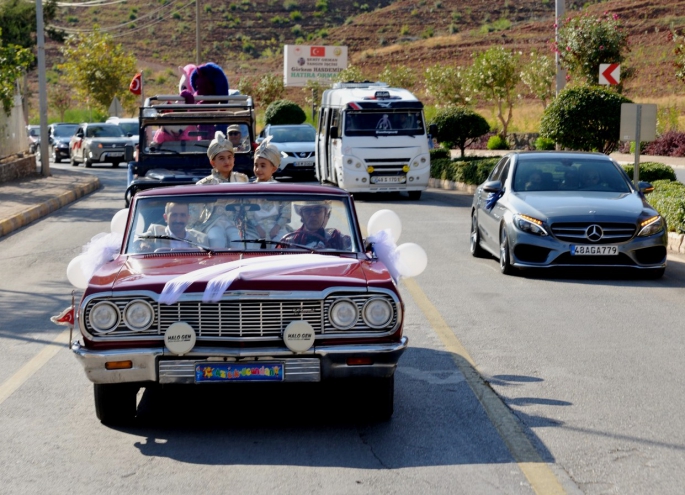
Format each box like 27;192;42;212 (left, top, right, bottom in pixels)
254;135;281;168
207;130;236;160
294;199;332;215
226;124;242;134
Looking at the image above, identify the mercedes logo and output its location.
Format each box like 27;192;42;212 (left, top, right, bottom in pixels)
585;224;603;242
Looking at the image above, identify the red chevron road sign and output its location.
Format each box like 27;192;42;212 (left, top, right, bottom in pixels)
599;63;620;85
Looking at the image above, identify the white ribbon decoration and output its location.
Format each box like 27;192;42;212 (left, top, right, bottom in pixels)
79;232;124;281
366;229;401;283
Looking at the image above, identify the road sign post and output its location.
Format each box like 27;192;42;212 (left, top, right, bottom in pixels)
620;103;657;189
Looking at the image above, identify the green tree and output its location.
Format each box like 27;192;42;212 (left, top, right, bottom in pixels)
255;73;285;107
264;99;306;125
430;107;490;158
520;51;555;109
57;27;137;113
378;64;416;90
539;86;631;154
333;64;367;83
467;46;520;138
556;12;628;85
0;28;33;114
0;0;58;49
49;84;71;122
423;64;470;107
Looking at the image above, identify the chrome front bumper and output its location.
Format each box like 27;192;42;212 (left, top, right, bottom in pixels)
71;338;408;385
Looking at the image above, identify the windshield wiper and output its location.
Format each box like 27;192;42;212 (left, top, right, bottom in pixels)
135;234;213;253
230;238;314;252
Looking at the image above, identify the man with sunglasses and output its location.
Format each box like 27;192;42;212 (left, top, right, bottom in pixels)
226;124;249;152
281;200;351;251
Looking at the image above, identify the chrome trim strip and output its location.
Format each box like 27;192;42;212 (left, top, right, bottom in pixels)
159;358;321;384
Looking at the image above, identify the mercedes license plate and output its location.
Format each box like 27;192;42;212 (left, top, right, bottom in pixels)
372;176;406;184
195;362;284;382
571;245;618;255
294;160;314;167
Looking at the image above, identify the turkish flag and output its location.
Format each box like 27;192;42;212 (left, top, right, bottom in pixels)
310;46;325;57
129;73;142;95
50;306;75;326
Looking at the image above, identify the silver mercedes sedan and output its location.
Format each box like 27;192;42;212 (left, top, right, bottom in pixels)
470;151;667;278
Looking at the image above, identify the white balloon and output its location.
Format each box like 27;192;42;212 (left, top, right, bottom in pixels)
395;243;428;278
110;208;129;235
66;254;90;289
367;209;402;243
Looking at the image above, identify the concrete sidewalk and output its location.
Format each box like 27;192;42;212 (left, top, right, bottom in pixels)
0;168;100;238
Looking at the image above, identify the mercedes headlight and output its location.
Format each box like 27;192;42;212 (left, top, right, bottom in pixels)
362;298;393;328
88;301;120;333
638;216;664;237
514;214;548;236
329;299;358;330
123;300;154;331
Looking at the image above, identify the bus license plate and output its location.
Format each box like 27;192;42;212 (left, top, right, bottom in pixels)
571;245;618;255
372;176;406;184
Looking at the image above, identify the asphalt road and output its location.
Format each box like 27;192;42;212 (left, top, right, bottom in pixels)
0;162;683;494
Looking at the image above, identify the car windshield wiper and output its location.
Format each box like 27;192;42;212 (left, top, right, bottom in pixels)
229;238;315;252
134;234;213;253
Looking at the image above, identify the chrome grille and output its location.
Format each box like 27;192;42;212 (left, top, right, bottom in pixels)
551;222;636;244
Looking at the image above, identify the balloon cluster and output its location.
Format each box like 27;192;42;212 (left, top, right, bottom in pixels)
366;209;428;281
66;209;128;289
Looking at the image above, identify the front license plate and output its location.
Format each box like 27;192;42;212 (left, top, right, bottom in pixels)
294;160;314;167
372;176;406;184
571;245;619;255
195;362;284;382
107;152;124;157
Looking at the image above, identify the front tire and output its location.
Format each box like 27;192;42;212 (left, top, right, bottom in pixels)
642;267;665;280
70;154;78;167
470;213;486;258
407;191;422;200
499;226;516;275
365;375;395;421
85;159;93;168
94;383;138;425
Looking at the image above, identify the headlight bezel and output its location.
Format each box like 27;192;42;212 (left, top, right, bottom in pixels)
637;215;664;237
123;299;155;332
328;298;359;330
88;301;121;334
362;298;393;329
514;214;548;236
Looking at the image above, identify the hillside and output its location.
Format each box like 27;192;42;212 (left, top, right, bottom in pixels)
36;0;685;118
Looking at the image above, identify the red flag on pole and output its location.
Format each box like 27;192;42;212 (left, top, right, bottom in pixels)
50;306;75;326
129;73;142;95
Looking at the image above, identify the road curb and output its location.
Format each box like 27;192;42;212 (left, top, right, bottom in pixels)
0;176;101;238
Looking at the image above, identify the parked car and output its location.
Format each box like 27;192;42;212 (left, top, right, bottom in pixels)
70;183;407;424
257;124;316;180
27;125;40;154
470;151;667;278
106;116;139;146
69;122;132;167
48;123;79;163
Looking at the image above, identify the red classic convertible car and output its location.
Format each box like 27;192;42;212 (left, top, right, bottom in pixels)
70;183;408;424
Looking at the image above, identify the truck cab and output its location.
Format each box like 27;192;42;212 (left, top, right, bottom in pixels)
316;82;432;200
125;94;256;206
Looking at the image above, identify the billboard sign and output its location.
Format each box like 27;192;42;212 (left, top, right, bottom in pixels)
284;45;348;87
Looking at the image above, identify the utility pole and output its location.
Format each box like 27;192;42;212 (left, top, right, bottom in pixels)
195;0;200;65
555;0;567;96
36;0;50;176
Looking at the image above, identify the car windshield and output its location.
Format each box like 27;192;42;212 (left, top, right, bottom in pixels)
125;193;359;254
268;126;315;143
86;125;125;138
142;123;251;154
28;127;40;137
53;125;79;138
512;157;631;193
345;110;425;136
118;122;138;136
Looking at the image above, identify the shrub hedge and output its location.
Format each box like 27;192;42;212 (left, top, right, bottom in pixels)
621;162;677;182
429;148;450;160
430;157;499;185
644;131;685;157
648;180;685;233
534;136;555;150
487;135;509;150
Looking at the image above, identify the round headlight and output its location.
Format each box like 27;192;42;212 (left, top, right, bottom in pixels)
88;301;120;333
329;299;358;330
124;300;154;331
362;298;393;328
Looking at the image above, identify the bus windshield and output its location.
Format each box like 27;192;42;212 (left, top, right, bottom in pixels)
344;110;425;137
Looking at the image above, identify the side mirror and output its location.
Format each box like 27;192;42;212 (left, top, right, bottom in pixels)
124;144;134;162
429;124;437;135
638;181;654;194
330;126;339;139
482;180;502;193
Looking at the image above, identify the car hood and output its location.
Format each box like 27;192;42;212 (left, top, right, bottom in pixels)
275;142;315;153
53;137;71;145
510;191;656;223
87;254;395;295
